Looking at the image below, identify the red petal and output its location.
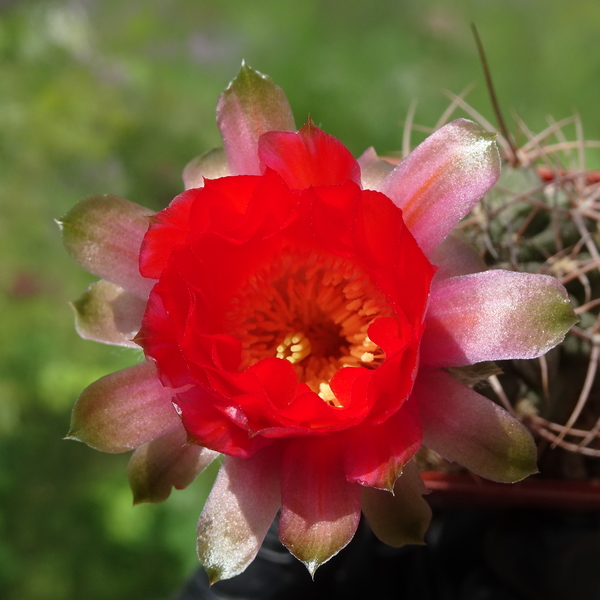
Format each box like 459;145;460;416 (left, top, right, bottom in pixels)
224;169;298;242
246;357;298;409
353;189;436;323
328;365;370;412
368;316;410;357
310;182;360;257
183;332;242;373
189;176;261;236
174;387;270;458
272;388;366;432
258;121;361;190
343;398;421;491
140;176;263;279
366;321;421;424
353;189;404;267
139;190;197;279
137;292;192;389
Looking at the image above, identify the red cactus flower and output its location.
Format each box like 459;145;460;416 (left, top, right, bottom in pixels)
60;64;577;581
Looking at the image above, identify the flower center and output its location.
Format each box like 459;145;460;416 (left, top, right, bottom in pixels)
225;249;392;403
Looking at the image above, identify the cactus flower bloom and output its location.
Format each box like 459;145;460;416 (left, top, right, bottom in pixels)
60;65;577;581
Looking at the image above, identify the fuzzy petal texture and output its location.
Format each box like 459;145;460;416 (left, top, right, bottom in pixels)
59;195;155;299
128;427;219;504
380;119;501;257
71;279;146;348
421;270;578;367
279;438;362;576
361;460;432;546
67;362;180;453
217;63;296;176
197;449;280;584
183;148;230;190
416;369;538;483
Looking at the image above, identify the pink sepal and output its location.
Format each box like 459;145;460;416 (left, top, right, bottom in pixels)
279;437;361;576
380;119;500;257
430;231;486;281
217;63;295;176
357;146;394;190
59;194;154;299
421;270;577;367
67;362;180;453
183;148;230;190
71;279;145;348
415;368;538;483
128;427;218;504
197;448;280;584
361;460;431;546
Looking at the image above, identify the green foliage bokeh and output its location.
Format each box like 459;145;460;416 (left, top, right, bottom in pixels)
1;0;599;598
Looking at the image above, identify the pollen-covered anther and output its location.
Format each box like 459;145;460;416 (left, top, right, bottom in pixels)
318;382;343;408
276;332;312;364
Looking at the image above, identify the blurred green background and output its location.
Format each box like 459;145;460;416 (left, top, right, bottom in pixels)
2;0;600;598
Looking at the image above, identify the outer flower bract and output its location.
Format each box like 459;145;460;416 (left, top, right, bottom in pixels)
60;64;577;581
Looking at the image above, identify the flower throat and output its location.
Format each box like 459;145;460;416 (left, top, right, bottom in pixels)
226;249;392;404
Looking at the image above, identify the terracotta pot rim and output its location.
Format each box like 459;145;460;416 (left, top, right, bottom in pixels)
420;471;600;511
